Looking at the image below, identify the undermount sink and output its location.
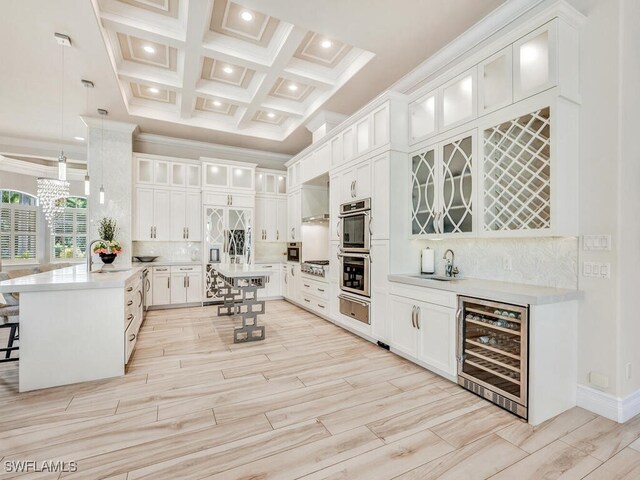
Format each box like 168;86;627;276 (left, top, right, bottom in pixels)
411;274;460;282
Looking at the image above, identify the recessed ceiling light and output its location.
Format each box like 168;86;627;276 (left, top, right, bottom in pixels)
213;100;222;107
321;39;332;49
148;87;160;94
74;136;85;141
223;66;234;74
288;83;298;91
143;45;155;54
267;112;276;118
240;10;253;21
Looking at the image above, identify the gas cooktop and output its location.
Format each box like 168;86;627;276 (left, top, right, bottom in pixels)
301;260;329;278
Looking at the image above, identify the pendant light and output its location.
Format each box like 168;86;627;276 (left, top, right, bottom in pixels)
98;108;108;204
81;79;94;195
57;34;70;181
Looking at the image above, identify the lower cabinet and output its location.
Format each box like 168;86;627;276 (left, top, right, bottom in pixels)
300;275;329;315
255;264;283;299
284;262;300;302
124;272;144;364
152;265;202;306
388;288;457;378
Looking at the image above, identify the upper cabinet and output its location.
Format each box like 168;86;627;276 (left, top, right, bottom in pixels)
409;18;579;147
135;156;200;189
255;170;287;196
202;161;255;191
411;131;476;238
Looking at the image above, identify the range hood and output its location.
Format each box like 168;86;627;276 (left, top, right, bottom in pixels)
302;213;330;224
301;184;329;224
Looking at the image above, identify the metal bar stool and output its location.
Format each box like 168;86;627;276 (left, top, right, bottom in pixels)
0;273;19;363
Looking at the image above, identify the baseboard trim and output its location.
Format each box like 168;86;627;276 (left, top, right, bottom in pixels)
577;385;640;423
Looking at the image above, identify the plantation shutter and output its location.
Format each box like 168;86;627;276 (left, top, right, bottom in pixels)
0;207;10;259
12;207;37;260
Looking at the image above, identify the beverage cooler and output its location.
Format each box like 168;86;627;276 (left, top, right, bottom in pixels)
457;296;529;420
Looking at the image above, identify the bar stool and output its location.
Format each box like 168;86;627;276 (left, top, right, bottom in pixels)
0;273;19;363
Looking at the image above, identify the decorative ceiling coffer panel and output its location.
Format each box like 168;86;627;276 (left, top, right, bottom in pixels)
94;0;375;141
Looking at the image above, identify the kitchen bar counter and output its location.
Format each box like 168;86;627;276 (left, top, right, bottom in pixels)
388;274;580;305
0;264;143;392
0;264;143;293
213;263;275;278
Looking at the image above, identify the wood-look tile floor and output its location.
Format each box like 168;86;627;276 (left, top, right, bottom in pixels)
1;300;640;479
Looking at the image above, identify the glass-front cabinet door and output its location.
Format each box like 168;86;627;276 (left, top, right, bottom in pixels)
410;132;475;237
227;208;252;263
411;147;439;235
440;133;474;234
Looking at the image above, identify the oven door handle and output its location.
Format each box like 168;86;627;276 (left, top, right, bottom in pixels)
337;252;369;259
338;294;369;308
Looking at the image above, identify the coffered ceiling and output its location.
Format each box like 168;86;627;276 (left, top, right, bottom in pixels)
93;0;375;142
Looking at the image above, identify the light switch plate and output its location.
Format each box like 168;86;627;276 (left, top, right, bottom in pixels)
583;261;611;278
583;235;611;251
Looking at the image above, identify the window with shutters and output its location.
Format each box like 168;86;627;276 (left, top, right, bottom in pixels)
52;196;87;260
0;190;38;263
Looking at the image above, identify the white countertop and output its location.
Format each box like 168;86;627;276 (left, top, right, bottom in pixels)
0;264;144;293
388;274;580;305
212;263;274;278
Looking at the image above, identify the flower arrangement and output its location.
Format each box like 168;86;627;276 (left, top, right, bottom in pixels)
92;240;122;255
93;218;122;263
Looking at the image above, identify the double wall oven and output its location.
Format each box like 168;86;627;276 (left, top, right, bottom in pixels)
338;198;371;324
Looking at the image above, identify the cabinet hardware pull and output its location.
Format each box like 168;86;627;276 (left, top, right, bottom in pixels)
167;277;170;288
304;298;310;303
183;276;186;288
304;284;310;288
291;227;294;239
127;314;134;321
353;180;357;198
127;300;133;306
284;273;288;284
337;219;341;238
411;306;416;328
276;230;279;240
229;194;233;206
129;333;136;341
150;226;153;239
318;304;325;309
456;307;464;365
416;307;421;329
127;286;133;292
146;278;150;291
138;290;143;307
318;288;325;292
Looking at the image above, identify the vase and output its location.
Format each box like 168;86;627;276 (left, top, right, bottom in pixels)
99;253;117;264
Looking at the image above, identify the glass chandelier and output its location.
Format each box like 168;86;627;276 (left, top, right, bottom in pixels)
37;178;70;229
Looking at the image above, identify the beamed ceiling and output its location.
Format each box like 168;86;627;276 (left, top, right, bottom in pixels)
93;0;375;142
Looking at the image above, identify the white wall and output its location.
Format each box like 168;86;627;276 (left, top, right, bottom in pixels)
617;0;640;397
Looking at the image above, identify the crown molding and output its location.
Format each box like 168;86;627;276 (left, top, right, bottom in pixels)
305;110;349;133
0;155;87;181
81;115;139;134
0;135;86;160
134;132;292;164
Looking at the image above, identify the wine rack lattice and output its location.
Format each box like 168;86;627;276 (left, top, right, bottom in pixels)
483;107;551;231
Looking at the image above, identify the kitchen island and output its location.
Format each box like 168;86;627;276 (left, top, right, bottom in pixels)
0;264;145;392
211;263;273;343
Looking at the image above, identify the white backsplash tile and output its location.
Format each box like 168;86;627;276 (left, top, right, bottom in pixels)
133;241;202;263
254;242;287;263
418;237;578;289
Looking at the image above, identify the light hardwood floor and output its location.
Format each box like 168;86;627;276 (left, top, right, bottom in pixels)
1;300;640;479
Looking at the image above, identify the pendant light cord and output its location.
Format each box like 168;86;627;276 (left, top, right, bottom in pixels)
60;45;64;152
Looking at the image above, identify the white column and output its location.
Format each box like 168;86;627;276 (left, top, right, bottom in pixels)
81;116;137;267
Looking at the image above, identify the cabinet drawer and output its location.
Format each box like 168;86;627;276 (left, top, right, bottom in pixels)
170;265;202;273
153;266;170;274
389;282;457;308
301;278;329;300
125;311;143;364
300;293;328;314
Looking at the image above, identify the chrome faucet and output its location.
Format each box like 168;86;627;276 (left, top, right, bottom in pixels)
87;239;102;273
443;249;459;277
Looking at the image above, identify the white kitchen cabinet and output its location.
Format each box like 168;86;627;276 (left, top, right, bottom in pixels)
154;161;170;186
256;264;283;299
388;287;457;379
478;46;513;115
255;171;287;195
136;157;154;184
287;162;301;190
329;173;341;240
185;192;201;241
410;93;437;144
370;154;390;239
356;117;370;154
134;187;172;241
341;126;355;164
203;191;254;209
202;160;256;191
170;266;202;305
170;272;186;305
284;262;300;302
287;189;301;242
170;191;186;241
186;272;202;303
337;159;371;203
440;69;477;130
255;196;278;242
410;130;476;238
514;22;557;102
152;267;171;306
330;135;342;167
277;198;287;242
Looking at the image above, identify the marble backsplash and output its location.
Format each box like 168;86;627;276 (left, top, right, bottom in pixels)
417;237;579;289
132;241;202;263
254;242;287;263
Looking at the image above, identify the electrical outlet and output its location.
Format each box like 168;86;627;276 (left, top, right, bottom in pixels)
502;256;513;271
583;262;611;278
583;235;612;251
